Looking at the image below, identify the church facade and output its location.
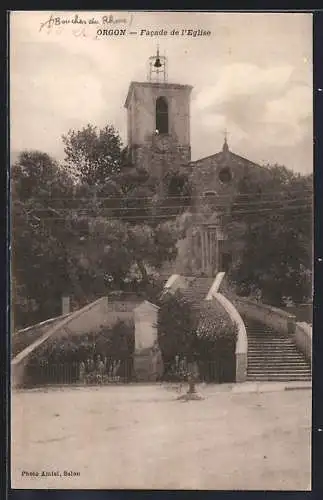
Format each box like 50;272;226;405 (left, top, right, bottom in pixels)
124;50;264;277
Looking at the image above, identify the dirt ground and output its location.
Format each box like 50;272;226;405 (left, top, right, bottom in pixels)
11;384;311;490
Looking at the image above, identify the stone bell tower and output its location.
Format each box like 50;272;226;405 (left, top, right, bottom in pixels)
124;48;193;184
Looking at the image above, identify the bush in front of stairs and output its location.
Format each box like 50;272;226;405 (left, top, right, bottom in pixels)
157;290;200;379
157;290;238;383
24;319;135;386
196;301;238;383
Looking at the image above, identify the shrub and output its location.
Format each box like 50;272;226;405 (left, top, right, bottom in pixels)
24;319;135;385
157;290;238;383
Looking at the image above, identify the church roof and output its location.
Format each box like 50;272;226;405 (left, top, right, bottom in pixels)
124;81;193;108
190;149;264;171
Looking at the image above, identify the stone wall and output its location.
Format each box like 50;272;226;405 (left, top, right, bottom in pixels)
295;322;312;365
132;138;190;181
11;298;109;386
133;300;163;381
206;273;248;383
214;292;248;383
188;150;269;275
133;300;159;352
230;295;312;365
190;150;267;208
232;296;296;337
12;313;71;359
163;274;189;294
125;82;192;147
11;295;165;387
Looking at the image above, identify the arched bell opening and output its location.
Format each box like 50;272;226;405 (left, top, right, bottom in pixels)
156;96;169;134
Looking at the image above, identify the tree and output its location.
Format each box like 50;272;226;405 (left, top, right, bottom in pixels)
86;218;179;288
11;151;80;328
157;291;200;378
226;164;312;306
60;124;187;286
12;121;192;328
158;290;201;394
11;150;73;203
62;124;127;186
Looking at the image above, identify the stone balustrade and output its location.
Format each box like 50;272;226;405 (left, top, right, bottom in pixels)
230;295;312;365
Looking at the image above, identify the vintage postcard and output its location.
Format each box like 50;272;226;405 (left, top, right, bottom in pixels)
10;11;313;490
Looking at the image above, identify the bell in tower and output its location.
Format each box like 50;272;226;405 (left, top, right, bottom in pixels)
154;52;162;68
147;46;168;82
125;49;192;175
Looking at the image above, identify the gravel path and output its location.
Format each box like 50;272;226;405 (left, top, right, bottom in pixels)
11;384;311;490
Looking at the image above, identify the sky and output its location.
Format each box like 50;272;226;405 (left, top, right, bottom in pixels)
10;11;313;174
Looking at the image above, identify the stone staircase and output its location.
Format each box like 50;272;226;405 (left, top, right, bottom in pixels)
243;317;311;382
182;277;215;302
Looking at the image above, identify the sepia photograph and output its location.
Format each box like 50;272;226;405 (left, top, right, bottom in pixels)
10;11;312;490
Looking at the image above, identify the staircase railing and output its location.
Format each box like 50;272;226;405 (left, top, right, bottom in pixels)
227;295;312;367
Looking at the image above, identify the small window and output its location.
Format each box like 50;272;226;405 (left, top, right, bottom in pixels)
156;96;168;134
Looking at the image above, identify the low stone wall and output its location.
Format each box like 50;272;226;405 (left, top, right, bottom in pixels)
13;312;70;337
232;296;296;337
231;295;312;364
206;272;225;300
295;322;312;366
11;297;111;388
214;292;248;383
12;296;163;387
12;313;71;359
163;274;189;294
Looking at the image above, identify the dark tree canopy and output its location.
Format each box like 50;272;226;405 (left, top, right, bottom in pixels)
62;124;127;186
12;122;188;328
226;164;312;306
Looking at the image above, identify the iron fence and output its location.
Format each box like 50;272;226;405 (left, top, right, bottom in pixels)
23;355;236;387
24;358;134;387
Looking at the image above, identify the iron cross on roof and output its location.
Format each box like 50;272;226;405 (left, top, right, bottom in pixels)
222;128;230;151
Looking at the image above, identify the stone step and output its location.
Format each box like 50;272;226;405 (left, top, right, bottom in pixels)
247;330;282;334
248;357;305;362
247;371;312;376
248;354;309;360
247;376;312;382
248;352;306;358
248;338;296;342
242;317;311;381
248;362;310;368
248;347;306;353
248;342;299;352
248;348;297;351
247;368;311;374
248;367;311;373
248;346;296;350
248;371;312;377
248;333;292;337
248;344;293;347
248;347;300;352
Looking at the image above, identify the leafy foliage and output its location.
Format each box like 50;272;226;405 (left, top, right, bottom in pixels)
226;164;312;306
12;151;78;327
27;320;134;364
25;319;135;385
157;290;237;382
12;122;188;328
62;124;126;186
158;290;200;366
